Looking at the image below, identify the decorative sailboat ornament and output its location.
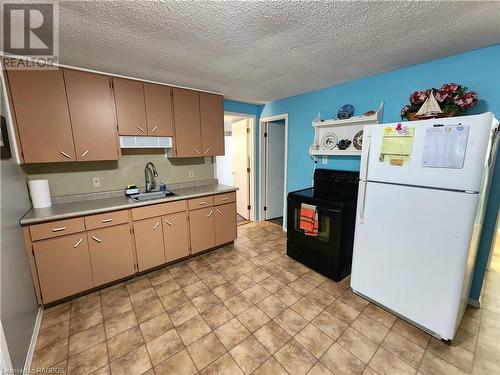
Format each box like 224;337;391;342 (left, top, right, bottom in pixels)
415;91;443;119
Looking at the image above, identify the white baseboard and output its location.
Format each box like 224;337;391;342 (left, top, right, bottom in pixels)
23;307;43;372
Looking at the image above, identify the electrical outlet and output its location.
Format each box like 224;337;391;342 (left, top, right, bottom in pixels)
204;156;211;164
188;170;194;178
92;177;101;188
322;156;328;165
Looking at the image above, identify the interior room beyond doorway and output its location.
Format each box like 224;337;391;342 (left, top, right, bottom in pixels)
216;113;255;224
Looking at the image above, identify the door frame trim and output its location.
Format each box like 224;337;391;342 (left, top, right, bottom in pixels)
259;113;288;229
218;111;257;222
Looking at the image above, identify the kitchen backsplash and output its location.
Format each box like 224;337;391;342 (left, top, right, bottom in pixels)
22;150;215;197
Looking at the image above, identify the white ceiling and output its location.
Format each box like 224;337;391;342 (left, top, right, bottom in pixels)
57;1;500;103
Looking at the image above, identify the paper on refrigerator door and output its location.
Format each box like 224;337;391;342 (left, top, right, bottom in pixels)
379;125;415;166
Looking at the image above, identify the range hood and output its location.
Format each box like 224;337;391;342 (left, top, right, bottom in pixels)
119;136;172;149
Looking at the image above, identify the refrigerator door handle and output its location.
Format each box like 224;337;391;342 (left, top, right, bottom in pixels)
359;181;367;224
360;125;372;181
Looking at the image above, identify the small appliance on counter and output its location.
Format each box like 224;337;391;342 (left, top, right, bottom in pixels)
287;169;359;281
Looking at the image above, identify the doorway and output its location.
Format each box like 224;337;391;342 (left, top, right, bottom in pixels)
215;113;256;223
259;114;288;229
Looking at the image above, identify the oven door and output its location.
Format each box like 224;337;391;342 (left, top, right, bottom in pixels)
287;196;342;258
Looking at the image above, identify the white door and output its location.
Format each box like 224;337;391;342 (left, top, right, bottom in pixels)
232;119;250;220
265;121;285;220
216;135;233;186
351;180;479;340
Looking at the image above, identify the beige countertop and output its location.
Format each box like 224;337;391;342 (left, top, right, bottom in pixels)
20;184;238;226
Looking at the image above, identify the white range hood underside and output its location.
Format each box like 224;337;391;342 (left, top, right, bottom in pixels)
119;136;172;148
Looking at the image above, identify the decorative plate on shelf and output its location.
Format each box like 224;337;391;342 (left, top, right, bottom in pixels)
320;132;338;150
353;130;363;150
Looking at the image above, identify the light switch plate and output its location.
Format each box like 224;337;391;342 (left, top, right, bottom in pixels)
188;170;194;178
92;177;101;188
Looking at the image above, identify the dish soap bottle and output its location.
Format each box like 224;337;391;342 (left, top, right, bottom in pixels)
159;181;167;192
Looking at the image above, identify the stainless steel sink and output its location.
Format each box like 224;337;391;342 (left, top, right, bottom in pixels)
130;191;175;202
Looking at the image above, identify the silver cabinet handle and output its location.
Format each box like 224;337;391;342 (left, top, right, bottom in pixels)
164;220;173;226
52;227;66;232
151;126;157;132
207;210;213;217
101;218;113;223
92;236;102;243
81;150;89;158
73;238;83;248
137;125;145;133
153;222;160;230
216;209;222;214
222;197;229;201
59;151;71;158
204;147;210;154
194;148;200;154
197;201;206;205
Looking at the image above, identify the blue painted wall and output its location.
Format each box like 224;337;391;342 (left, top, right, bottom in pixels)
259;44;500;302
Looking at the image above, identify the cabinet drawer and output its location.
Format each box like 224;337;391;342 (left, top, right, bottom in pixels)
188;196;214;210
30;218;85;241
131;200;186;221
85;210;129;230
214;192;236;206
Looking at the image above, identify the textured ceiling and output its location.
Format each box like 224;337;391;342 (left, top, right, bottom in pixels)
56;1;500;103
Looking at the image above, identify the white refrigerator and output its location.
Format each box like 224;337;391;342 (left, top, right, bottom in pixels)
351;112;499;341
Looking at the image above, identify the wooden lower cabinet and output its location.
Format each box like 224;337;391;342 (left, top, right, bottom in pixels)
133;217;165;271
33;233;93;303
189;207;216;254
215;202;237;246
163;211;190;261
87;224;135;286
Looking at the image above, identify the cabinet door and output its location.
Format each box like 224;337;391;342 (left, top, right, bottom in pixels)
172;88;201;157
163;211;190;262
64;69;119;161
133;217;165;271
189;207;215;254
215;202;237;246
7;69;76;162
144;83;173;136
200;92;224;156
88;224;135;286
33;234;93;303
113;78;147;135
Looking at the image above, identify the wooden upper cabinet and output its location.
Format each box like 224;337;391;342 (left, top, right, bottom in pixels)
113;77;147;135
144;83;173;136
64;69;119;161
7;69;76;163
200;92;224;156
172;88;201;157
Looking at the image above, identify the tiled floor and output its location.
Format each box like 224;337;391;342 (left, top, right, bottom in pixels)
32;222;500;375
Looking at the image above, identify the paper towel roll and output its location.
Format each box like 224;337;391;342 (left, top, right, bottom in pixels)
28;179;52;209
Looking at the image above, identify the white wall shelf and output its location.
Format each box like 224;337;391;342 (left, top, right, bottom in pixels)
309;102;384;156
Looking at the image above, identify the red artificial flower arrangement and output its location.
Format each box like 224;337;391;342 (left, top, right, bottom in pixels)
401;83;478;120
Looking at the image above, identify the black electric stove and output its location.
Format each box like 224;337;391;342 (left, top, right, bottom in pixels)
287;169;359;281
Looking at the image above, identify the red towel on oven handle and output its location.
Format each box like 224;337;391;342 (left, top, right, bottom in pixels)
299;203;319;236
